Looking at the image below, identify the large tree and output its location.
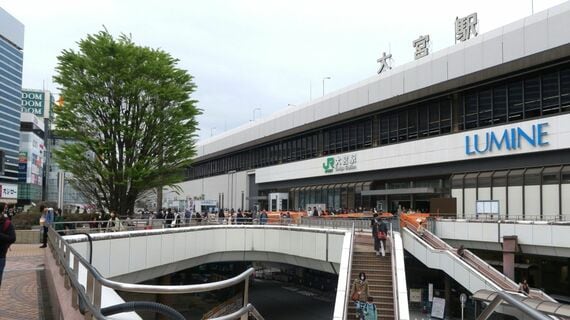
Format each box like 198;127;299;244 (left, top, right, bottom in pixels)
53;30;200;214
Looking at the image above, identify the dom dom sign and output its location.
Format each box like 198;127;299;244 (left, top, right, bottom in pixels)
465;123;549;155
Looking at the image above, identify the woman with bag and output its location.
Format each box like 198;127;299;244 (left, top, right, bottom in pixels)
350;272;370;319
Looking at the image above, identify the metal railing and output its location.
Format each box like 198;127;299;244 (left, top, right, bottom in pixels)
389;223;399;320
401;217;557;303
342;223;355;320
47;227;264;319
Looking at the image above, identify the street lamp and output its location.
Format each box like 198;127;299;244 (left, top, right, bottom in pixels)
322;76;331;96
252;108;261;121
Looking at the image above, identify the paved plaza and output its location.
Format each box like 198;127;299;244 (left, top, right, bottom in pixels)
0;244;50;320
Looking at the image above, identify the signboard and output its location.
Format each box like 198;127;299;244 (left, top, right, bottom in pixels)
322;153;357;174
431;297;446;319
0;184;18;199
476;200;500;217
21;90;45;116
409;289;422;303
428;283;434;302
465;122;549;155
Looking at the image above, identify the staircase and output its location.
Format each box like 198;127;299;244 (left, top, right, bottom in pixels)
346;234;395;319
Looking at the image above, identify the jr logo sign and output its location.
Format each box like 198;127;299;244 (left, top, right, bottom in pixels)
322;157;334;173
322;154;357;174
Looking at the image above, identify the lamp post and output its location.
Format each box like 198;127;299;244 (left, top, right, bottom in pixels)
322;77;331;96
252;108;261;121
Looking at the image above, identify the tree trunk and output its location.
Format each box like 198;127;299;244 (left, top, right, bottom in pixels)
156;186;163;211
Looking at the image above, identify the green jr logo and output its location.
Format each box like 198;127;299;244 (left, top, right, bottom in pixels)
322;157;334;173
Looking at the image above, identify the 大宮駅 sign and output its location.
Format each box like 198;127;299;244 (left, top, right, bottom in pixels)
465;123;549;155
322;153;357;174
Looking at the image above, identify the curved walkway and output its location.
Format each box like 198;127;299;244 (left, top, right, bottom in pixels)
0;244;51;320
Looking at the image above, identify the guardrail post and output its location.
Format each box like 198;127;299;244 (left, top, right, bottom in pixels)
72;255;80;309
241;276;249;320
93;280;102;310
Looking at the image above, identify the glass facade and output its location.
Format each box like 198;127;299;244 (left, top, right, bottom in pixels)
188;61;570;180
0;36;23;185
46;137;89;207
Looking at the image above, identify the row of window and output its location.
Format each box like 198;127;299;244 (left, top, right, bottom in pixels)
451;166;570;188
189;62;570;180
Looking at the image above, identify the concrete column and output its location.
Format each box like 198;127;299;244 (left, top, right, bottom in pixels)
444;274;451;317
503;235;518;281
156;274;173;320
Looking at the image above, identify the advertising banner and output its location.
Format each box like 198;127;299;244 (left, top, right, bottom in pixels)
21;90;45;116
0;184;18;199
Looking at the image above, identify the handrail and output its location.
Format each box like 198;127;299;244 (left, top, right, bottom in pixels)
47;227;260;319
475;290;552;320
99;269;255;294
341;223;355;320
389;223;399;320
209;303;264;320
401;217;557;303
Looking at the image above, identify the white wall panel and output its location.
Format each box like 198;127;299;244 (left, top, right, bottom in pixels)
129;237;147;273
548;2;570;49
416;59;432;90
524;185;541;217
478;187;491;200
562;184;570;218
452;189;463;217
492;187;507;217
109;238;130;277
481;28;504;69
403;61;419;93
502;20;525;63
447;43;465;80
390;72;404;97
508;186;523;217
463;36;483;75
542;184;559;217
430;52;448;84
524;11;549;56
464;188;476;218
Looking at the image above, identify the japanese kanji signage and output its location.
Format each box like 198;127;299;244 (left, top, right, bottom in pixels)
377;52;392;74
413;35;430;60
322;153;357;174
455;13;478;42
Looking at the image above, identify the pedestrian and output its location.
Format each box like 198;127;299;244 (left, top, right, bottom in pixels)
350;272;370;320
377;218;388;257
519;279;530;295
0;212;16;287
107;211;123;232
54;209;65;235
260;210;268;225
362;296;378;320
457;245;465;258
40;207;54;248
371;215;382;256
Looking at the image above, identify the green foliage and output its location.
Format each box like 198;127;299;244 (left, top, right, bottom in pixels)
53;30;201;214
12;212;42;230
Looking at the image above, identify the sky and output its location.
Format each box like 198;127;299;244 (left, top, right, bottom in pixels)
1;0;567;141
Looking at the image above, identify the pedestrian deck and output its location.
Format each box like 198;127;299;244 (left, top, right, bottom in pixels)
0;244;50;320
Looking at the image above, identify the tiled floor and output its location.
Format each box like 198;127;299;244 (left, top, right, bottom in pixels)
0;244;47;320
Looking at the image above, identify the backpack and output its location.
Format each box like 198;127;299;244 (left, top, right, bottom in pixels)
2;219;10;232
2;219;13;250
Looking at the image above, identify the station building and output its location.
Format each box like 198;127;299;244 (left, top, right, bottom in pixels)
171;3;570;220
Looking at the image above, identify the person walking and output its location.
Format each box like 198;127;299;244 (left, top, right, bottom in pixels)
519;279;530;295
350;272;370;319
371;215;381;256
377;218;388;257
362;296;378;320
0;213;16;287
40;207;54;248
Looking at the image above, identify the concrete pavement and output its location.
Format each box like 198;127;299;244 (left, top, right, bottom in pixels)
0;244;50;320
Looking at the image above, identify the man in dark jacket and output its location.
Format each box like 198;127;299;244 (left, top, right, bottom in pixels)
0;213;16;287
